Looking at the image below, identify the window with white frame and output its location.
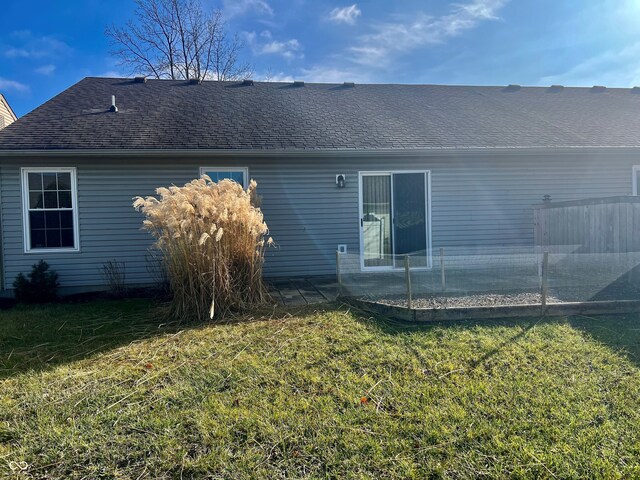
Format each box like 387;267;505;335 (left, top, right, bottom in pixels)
634;166;640;196
21;168;79;252
199;167;248;188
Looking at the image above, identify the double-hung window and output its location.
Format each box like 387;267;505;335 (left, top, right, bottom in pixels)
21;167;79;252
199;167;248;188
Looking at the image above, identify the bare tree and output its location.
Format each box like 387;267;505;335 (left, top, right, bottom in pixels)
105;0;252;81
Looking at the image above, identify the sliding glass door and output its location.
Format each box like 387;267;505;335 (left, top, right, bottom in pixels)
360;171;430;270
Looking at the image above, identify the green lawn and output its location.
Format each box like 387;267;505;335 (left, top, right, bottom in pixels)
2;300;640;478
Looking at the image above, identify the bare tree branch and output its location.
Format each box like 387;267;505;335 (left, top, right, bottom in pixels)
105;0;252;81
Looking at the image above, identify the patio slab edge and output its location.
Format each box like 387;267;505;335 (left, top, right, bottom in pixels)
346;298;640;321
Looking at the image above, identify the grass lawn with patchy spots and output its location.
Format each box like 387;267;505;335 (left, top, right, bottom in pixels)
1;299;640;478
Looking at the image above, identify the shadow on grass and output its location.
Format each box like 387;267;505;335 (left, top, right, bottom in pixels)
568;313;640;367
0;298;303;380
5;296;639;382
348;300;640;369
0;299;174;380
348;300;555;363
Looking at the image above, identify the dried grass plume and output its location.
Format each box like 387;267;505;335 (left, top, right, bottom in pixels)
134;177;272;321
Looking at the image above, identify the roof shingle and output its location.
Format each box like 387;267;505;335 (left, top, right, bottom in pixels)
1;77;640;151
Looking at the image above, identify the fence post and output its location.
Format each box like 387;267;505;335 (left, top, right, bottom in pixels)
404;255;412;309
541;251;549;314
536;245;543;289
336;250;342;297
440;247;446;294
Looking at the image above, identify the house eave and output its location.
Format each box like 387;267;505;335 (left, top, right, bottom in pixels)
0;94;17;122
0;146;640;158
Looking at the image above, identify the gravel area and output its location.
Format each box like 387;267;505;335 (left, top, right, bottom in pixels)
372;292;563;309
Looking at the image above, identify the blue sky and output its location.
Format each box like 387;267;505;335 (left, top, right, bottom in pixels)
1;0;640;117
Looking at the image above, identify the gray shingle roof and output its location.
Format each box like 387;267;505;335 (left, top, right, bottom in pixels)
1;77;640;151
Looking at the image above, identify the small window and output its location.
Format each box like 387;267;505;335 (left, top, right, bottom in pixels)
21;168;79;252
634;166;640;195
200;167;248;188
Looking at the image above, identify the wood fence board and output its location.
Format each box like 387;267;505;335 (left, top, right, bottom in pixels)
534;197;639;254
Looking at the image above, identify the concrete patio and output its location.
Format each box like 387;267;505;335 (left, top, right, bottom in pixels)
267;277;339;306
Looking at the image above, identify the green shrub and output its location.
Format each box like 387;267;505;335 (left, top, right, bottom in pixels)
13;260;59;304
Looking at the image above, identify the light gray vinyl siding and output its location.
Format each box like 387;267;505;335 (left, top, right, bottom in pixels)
0;96;16;130
1;151;638;291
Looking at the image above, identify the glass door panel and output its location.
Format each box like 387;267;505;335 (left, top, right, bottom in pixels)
362;175;393;267
392;173;428;267
360;171;429;270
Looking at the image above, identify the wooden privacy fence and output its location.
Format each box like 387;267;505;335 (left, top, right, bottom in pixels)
534;196;640;253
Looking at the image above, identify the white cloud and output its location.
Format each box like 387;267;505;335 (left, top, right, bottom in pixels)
35;64;56;75
260;71;296;82
298;65;373;84
349;0;507;67
538;42;640;87
98;70;128;78
0;77;29;92
224;0;273;18
457;1;503;20
329;4;362;25
289;0;507;86
245;31;303;60
3;31;71;59
261;39;302;59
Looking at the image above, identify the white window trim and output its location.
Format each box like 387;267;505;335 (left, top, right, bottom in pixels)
633;166;640;196
199;166;249;188
358;170;432;272
21;167;80;254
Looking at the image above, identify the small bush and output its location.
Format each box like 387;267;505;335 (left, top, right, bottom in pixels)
134;177;273;321
101;260;126;298
13;260;59;304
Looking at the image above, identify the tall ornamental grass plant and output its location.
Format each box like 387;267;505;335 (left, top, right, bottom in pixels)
134;177;272;321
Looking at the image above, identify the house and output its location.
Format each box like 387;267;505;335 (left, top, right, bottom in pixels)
0;94;17;130
0;77;640;294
